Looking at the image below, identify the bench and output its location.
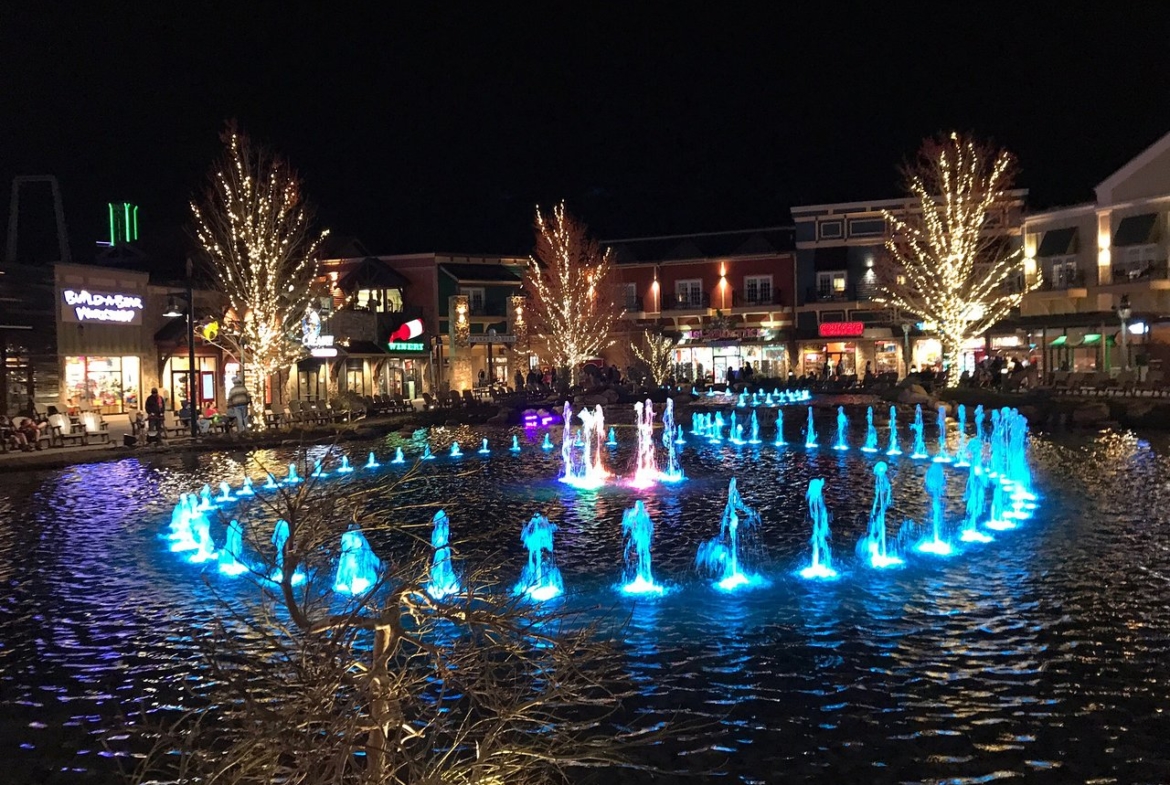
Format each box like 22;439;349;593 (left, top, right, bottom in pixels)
47;414;86;447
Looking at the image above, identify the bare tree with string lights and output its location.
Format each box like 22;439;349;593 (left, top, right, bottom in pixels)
191;123;329;409
525;202;623;384
876;132;1037;386
632;329;678;388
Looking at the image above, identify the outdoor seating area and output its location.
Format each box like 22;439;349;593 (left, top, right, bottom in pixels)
1047;369;1168;396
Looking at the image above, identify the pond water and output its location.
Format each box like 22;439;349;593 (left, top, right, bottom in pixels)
1;412;1169;784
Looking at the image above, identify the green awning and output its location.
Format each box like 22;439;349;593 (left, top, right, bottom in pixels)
1113;213;1158;247
1036;227;1078;257
1077;334;1116;347
1048;335;1067;347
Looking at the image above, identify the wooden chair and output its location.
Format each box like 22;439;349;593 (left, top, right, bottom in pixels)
79;411;111;443
47;413;86;446
1065;372;1086;394
1112;369;1136;396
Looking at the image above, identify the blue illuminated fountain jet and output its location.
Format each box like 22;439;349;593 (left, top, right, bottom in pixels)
270;519;305;585
833;406;849;451
198;484;214;510
217;481;235;504
168;494;198;552
337;454;353;473
334;525;380;595
391;447;406;464
800;478;837;579
660;398;684;482
909;404;929;459
218;518;248;575
426;509;460;599
542;433;554;450
510;435;522;453
886;405;902;456
954;404;970;467
620;500;664;595
366;451;380;469
263;473;279;490
861;406;879;453
958;462;993;543
974;404;986;443
728;412;741;444
514;513;563;601
933;405;951;463
805;406;818;448
478;438;491;455
422;441;435;460
312;460;325;478
608;426;618;446
449;441;463;458
632;401;659;488
187;508;217;564
696;478;764;590
773;409;786;446
915;461;953;555
859;462;902;568
748;410;762;444
237;477;254;497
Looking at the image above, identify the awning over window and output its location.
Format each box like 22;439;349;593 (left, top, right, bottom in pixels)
1076;333;1116;347
1048;335;1067;347
1036;227;1078;257
1113;213;1159;247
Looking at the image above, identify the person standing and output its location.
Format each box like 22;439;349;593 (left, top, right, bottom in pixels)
227;376;251;433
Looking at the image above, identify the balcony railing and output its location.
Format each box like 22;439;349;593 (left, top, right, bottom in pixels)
731;290;778;307
663;291;711;310
623;295;645;312
1037;269;1087;291
1107;261;1170;285
806;285;857;303
468;301;507;317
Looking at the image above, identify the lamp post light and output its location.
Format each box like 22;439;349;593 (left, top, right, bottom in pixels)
1117;294;1132;370
163;258;199;439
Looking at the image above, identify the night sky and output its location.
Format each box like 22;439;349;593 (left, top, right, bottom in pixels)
5;5;1170;264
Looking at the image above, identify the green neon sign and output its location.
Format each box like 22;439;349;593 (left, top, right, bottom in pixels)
387;341;426;352
107;202;139;245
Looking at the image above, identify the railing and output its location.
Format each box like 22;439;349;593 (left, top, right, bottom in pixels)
468;301;507;316
663;291;711;310
1037;269;1087;291
622;295;644;312
731;290;778;307
1107;261;1170;285
806;285;857;303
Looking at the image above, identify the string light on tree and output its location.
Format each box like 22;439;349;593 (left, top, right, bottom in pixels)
632;330;678;387
190;123;329;413
876;132;1038;387
524;202;623;383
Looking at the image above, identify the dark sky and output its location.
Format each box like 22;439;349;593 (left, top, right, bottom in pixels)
5;4;1170;263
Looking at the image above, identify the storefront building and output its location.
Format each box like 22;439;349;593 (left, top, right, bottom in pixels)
795;321;903;378
608;227;797;382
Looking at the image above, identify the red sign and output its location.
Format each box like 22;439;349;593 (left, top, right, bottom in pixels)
818;321;865;338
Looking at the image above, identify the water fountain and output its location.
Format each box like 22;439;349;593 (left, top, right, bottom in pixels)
168;495;198;552
285;463;302;484
270;519;305;585
860;462;902;568
958;462;993;543
860;406;879;453
804;406;817;448
510;435;522;453
737;392;747;408
366;451;380;469
478;438;491;455
660;398;684;482
217;481;234;503
620;500;664;595
198;484;214;510
933;405;951;463
748;410;762;444
632;400;658;488
886;405;901;456
187;508;217;564
909;404;928;459
954;404;970;467
833;406;849;451
773;409;786;446
542;433;554;450
263;473;279;490
915;461;953;555
334;525;380;595
514;513;563;601
691;413;701;436
696;478;764;590
974;404;985;443
426;509;460;599
799;478;837;579
449;442;463;458
607;426;618;446
391;447;406;464
728;412;740;444
561;404;608;489
238;477;255;496
985;481;1015;530
312;460;325;478
217;518;248;575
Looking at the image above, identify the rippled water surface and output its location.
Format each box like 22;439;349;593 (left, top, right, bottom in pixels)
2;420;1169;784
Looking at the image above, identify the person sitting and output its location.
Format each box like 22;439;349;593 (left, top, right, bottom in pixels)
178;399;194;427
17;417;44;450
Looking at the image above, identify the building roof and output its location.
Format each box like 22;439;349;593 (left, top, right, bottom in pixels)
438;262;523;284
336;257;411;291
605;227;795;264
1095;129;1170;203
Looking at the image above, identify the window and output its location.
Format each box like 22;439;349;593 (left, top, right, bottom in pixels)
743;275;773;305
459;287;486;314
621;282;638;310
816;271;847;299
1048;256;1079;288
65;355;141;414
675;279;702;307
356;288;404;313
1114;244;1161;281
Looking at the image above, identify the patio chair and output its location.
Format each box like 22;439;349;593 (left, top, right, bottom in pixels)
80;411;111;443
47;413;86;447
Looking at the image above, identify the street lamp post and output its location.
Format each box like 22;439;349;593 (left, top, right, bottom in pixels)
901;322;912;377
164;259;199;439
486;328;497;384
1117;294;1132;370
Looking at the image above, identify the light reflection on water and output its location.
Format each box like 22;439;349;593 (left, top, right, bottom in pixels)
0;421;1169;783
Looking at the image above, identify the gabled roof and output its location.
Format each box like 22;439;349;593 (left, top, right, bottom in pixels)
1096;129;1170;201
439;262;523;284
336;257;411;291
606;227;795;264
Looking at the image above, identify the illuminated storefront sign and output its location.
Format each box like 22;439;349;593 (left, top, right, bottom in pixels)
387;341;427;352
62;289;145;324
682;327;767;341
818;321;865;338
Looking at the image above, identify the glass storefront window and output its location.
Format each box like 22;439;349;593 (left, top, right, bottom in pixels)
64;355;141;414
166;355;219;409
